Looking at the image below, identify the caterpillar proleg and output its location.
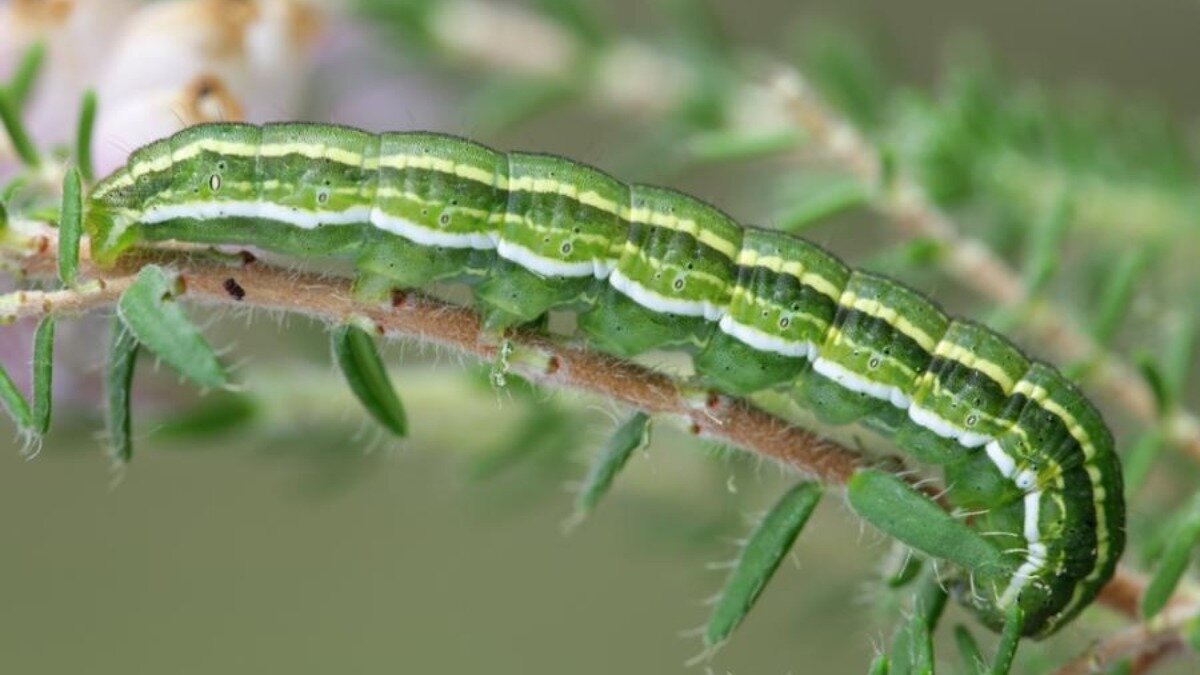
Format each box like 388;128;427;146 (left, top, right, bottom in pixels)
86;122;1124;637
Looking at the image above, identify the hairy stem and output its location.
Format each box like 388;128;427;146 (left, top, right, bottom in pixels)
0;219;1185;662
1;220;865;484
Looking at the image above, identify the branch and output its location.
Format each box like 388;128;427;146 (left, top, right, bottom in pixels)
1053;604;1199;675
0;219;1180;650
0;220;866;485
403;0;1200;463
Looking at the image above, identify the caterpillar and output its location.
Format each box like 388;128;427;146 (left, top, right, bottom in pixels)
85;122;1124;637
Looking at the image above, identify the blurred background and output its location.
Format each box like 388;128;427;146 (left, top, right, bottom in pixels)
2;0;1200;672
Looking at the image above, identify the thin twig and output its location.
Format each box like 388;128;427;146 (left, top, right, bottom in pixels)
1;220;865;485
0;219;1182;657
408;0;1200;463
1054;603;1199;675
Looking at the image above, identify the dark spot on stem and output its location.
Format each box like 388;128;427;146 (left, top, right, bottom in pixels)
223;277;246;300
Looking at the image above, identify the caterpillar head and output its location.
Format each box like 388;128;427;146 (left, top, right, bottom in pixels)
86;138;174;265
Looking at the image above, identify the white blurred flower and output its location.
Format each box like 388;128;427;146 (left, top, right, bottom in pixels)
0;0;322;175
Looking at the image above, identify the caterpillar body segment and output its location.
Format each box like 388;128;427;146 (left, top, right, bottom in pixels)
87;122;1125;636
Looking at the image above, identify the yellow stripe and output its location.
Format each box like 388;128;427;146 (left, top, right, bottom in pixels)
935;341;1017;393
840;291;939;352
1012;381;1095;454
736;248;842;302
507;175;623;217
258;142;365;167
377;153;501;188
170;139;257;164
625;207;739;259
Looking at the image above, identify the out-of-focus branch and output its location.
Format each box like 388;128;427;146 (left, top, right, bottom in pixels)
402;0;1200;464
770;72;1200;464
1053;601;1199;675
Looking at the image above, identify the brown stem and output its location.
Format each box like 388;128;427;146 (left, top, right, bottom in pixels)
1055;571;1200;674
0;221;1179;644
2;222;866;485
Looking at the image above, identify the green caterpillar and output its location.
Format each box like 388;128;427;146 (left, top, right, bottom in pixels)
86;122;1124;637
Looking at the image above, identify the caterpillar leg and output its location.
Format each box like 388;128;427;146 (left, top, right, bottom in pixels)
577;288;708;357
356;238;477;290
693;330;806;395
793;366;887;425
475;261;595;331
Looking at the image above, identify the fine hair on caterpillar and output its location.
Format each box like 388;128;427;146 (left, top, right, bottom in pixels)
85;121;1125;637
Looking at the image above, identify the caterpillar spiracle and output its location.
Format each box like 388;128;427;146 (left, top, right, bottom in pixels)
85;122;1125;637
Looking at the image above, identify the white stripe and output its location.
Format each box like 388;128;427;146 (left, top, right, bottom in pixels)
717;316;813;358
985;440;1018;478
998;490;1046;606
496;239;599;278
368;210;495;250
811;357;911;409
608;269;724;320
140;201;371;229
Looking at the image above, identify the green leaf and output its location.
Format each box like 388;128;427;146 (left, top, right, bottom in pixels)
331;324;407;436
105;317;139;464
704;481;822;647
468;407;572;480
0;88;40;167
0;360;33;430
1186;614;1200;653
800;24;889;130
990;603;1023;674
1162;315;1196;409
116;265;227;389
889;574;948;674
30;317;54;435
1141;492;1200;619
58;167;83;287
868;653;890;675
75;90;97;183
775;176;869;233
572;411;650;520
1123;426;1166;496
0;317;54;435
0;198;7;230
534;0;607;47
848;468;1005;573
954;624;986;675
462;77;575;135
6;41;45;109
1020;190;1073;297
1134;353;1169;417
155;392;258;439
685;129;804;165
1089;247;1150;347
